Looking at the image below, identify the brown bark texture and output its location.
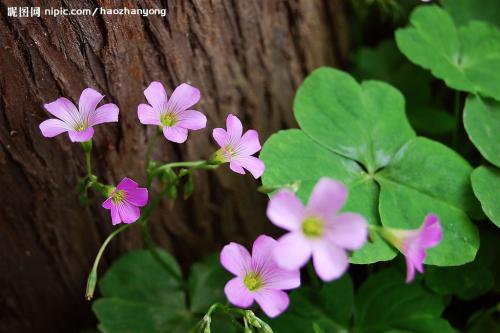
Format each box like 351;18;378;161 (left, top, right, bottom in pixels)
0;0;348;332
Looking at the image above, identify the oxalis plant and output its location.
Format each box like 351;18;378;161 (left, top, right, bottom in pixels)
37;2;500;333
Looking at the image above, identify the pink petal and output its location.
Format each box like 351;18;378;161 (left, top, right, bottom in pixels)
254;289;290;318
163;126;188;143
312;242;348;281
306;178;347;218
229;161;246;174
274;232;312;270
265;266;301;291
116;177;139;190
167;83;201;113
117;203;140;224
102;197;113;209
326;213;368;250
419;214;442;248
137;104;160;125
233;156;265;179
251;235;276;270
126;188;148;207
44;98;80;127
405;256;416;283
177;110;207;130
226;114;243;142
212;128;228;147
79;88;104;120
224;277;254;308
267;190;305;232
111;205;121;225
144;81;167;110
39;119;71;137
89;103;119;126
220;242;252;276
238;130;261;156
404;245;426;283
68;127;94;142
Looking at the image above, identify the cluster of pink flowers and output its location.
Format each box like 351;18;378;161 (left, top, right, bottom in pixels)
40;82;443;319
220;177;443;317
39;83;265;225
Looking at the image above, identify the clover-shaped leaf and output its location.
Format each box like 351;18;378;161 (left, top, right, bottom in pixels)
396;5;500;101
260;67;480;265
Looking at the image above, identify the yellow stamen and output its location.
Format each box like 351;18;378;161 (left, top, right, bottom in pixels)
302;217;324;238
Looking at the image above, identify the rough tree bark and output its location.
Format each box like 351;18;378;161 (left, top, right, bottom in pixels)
0;0;349;332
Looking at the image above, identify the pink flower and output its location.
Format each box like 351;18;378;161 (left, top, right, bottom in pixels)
138;81;207;143
39;88;119;142
267;178;368;281
102;178;148;225
212;114;265;179
382;214;443;283
220;235;300;318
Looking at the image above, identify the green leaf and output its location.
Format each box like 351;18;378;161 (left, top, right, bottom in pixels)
261;67;480;265
464;96;500;167
295;68;415;172
268;275;353;333
442;0;500;28
354;268;457;333
93;249;187;333
377;138;480;265
471;166;500;227
396;5;500;100
93;250;237;333
376;137;482;219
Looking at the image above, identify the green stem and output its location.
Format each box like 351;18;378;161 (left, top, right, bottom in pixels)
86;224;131;300
85;151;92;177
160;160;209;169
81;140;93;178
452;91;461;149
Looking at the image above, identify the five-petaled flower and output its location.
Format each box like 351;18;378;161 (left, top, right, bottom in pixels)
138;81;207;143
39;88;119;142
102;178;148;225
220;235;301;318
212;114;265;179
267;177;368;281
381;214;443;283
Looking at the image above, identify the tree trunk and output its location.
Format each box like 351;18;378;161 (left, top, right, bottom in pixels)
0;0;349;332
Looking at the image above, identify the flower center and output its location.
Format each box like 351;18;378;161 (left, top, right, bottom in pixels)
160;113;177;127
75;123;86;131
112;190;126;204
302;217;324;238
243;272;263;291
225;145;236;156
